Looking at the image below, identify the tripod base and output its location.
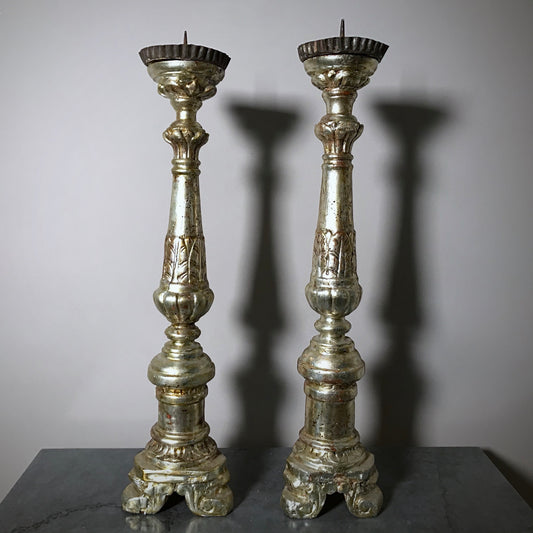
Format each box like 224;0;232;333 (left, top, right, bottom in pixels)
281;437;382;519
122;446;233;516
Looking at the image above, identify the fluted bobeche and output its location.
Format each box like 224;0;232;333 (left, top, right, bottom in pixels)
281;23;388;519
121;36;233;517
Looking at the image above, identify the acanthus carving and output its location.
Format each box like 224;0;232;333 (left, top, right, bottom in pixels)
157;67;223;101
162;234;207;285
146;436;218;463
164;123;208;159
315;117;363;154
292;438;365;467
309;66;374;91
312;229;356;279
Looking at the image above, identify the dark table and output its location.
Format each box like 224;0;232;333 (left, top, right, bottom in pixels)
1;447;532;532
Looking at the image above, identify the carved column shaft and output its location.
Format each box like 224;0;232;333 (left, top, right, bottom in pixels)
302;79;364;448
148;66;215;458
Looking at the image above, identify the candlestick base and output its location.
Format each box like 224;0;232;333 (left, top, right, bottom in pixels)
281;436;382;519
122;447;232;516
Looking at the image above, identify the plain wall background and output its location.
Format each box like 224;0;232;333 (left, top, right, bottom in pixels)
1;0;532;504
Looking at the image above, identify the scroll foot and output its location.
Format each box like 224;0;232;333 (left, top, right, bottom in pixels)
281;467;325;519
344;477;383;518
122;473;174;514
179;469;233;516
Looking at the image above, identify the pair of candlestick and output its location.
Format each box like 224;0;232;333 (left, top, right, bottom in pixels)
122;23;388;520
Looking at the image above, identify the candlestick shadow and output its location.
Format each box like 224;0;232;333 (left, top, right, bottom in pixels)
369;98;449;502
226;101;299;503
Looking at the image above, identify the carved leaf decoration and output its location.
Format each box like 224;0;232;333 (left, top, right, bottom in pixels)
315;119;363;154
164;124;208;159
177;238;190;283
311;68;372;91
324;231;339;275
162;235;179;282
185;78;198;96
313;229;356;279
162;235;207;285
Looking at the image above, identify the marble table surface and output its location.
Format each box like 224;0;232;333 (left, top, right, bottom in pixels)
1;447;532;532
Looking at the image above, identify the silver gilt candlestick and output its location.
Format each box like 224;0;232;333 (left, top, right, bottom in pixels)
122;33;233;517
281;21;388;519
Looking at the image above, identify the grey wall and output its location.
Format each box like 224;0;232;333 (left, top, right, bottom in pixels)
1;0;532;503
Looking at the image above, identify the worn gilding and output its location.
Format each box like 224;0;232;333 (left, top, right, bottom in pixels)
281;50;385;519
122;57;232;517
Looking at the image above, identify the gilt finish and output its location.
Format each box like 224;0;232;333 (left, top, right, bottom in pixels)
282;40;387;519
122;56;232;516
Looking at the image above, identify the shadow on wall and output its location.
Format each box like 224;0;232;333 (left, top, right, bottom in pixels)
228;101;299;449
226;101;299;499
369;98;533;509
370;98;449;449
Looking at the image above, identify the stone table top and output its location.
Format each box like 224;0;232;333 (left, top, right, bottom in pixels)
1;447;532;532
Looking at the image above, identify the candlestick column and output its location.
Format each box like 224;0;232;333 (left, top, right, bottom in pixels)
281;32;388;519
122;43;233;516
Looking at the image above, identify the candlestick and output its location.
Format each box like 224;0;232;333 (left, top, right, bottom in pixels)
281;21;388;519
122;33;233;517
